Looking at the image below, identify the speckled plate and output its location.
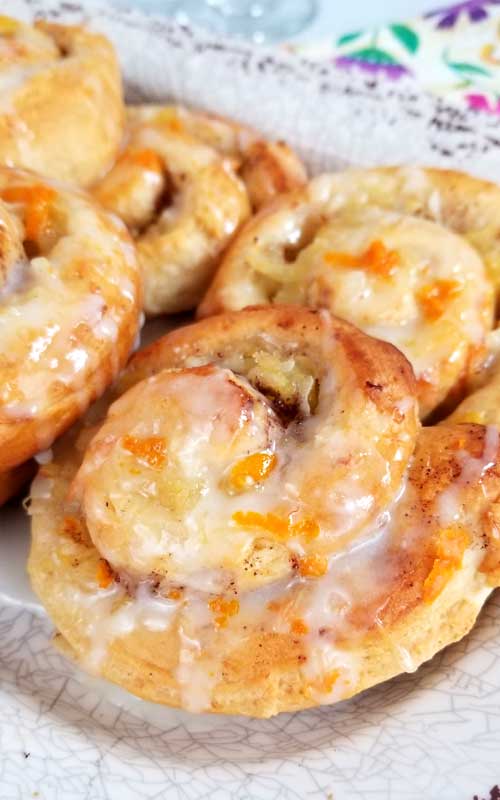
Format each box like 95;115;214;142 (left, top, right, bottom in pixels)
2;2;500;798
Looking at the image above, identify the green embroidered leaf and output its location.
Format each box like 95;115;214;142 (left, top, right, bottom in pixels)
348;47;398;66
447;60;491;77
337;31;363;46
390;24;419;54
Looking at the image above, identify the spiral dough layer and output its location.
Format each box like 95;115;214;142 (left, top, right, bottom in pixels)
199;167;499;417
29;306;500;716
93;105;306;315
0;16;124;186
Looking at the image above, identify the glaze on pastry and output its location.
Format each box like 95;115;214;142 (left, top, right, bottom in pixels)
0;16;123;185
93;105;306;315
446;327;500;426
0;166;141;503
199;167;498;418
28;306;500;717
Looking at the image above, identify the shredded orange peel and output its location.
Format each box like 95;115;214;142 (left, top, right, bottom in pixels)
423;526;471;603
324;239;400;278
228;452;277;492
122;435;167;469
232;510;319;542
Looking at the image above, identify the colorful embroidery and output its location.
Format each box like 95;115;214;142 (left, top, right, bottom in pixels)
426;1;500;29
291;1;500;112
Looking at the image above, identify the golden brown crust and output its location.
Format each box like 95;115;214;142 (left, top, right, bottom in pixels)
92;105;306;314
0;166;141;477
199;167;497;418
28;307;500;717
0;18;124;186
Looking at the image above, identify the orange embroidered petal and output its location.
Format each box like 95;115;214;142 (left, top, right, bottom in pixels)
290;618;309;636
122;435;167;469
324;239;400;278
228;452;277;492
1;184;57;241
417;279;461;321
96;558;114;589
298;554;328;578
208;596;240;628
122;148;164;173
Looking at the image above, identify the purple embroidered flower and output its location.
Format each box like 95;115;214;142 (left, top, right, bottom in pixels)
335;48;411;80
426;1;500;29
466;92;500;113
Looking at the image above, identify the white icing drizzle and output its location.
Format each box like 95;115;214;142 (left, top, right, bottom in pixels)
76;582;178;672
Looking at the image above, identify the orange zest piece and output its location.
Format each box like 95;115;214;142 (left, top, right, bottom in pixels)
417;279;461;321
423;526;471;603
228;452;277;492
122;435;167;469
320;670;341;694
1;184;57;241
298;553;328;578
323;239;400;278
208;596;240;628
232;510;319;541
291;517;320;540
121;148;164;173
290;618;309;636
96;558;114;589
232;510;289;539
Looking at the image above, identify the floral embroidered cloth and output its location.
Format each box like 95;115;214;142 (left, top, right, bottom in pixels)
292;1;500;114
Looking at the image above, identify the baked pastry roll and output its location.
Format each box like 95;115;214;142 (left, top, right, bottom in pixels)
28;306;500;716
0;167;141;503
93;105;306;315
447;327;500;426
199;167;498;418
0;16;124;186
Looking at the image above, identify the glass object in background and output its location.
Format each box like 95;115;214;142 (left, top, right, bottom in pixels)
171;0;318;42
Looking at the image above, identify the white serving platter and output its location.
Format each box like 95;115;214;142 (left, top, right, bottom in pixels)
2;2;500;797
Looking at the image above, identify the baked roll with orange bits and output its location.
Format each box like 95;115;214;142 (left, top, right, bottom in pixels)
0;16;123;186
446;327;500;426
0;167;141;504
28;306;500;717
93;105;306;315
199;167;499;418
